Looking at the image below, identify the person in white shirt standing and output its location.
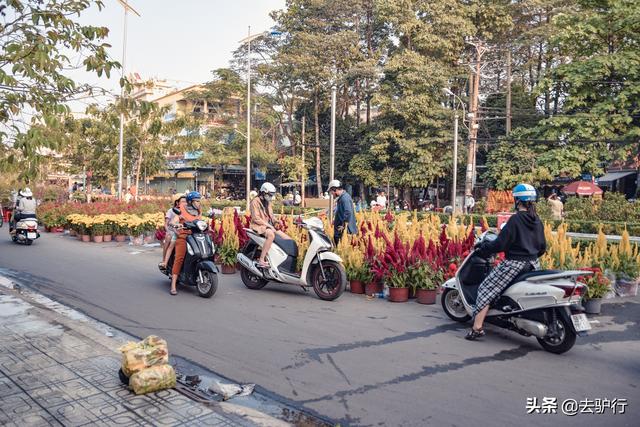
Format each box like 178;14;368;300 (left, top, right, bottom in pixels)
465;195;475;214
376;191;387;210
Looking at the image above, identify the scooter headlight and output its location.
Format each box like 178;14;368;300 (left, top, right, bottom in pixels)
196;220;208;232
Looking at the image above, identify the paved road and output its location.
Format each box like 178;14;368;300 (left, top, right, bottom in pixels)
1;233;638;426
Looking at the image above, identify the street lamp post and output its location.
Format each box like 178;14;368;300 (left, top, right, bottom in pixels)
238;28;281;212
443;88;468;214
115;0;140;201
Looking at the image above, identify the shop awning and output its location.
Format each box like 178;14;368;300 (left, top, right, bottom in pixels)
597;171;636;183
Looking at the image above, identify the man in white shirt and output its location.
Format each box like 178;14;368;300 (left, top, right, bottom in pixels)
465;195;475;214
376;191;387;210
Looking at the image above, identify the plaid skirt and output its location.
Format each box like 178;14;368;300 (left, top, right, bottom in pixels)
473;259;540;316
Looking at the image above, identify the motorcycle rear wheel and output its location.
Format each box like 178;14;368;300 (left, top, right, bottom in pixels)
240;266;268;290
197;270;218;298
536;315;576;354
311;260;346;301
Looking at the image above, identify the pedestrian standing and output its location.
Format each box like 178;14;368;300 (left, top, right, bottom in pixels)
548;193;564;220
376;191;387;210
328;180;357;244
465;195;475;214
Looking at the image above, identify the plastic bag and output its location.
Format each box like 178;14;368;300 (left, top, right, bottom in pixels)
208;380;256;400
119;335;169;377
129;364;176;395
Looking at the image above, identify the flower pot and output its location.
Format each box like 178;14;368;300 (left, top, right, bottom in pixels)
221;264;236;275
53;227;64;233
130;235;144;246
44;226;52;232
92;235;103;243
416;289;437;305
81;234;90;243
103;235;112;242
583;298;603;315
388;287;409;302
349;280;365;294
143;233;155;244
365;282;382;296
115;235;126;243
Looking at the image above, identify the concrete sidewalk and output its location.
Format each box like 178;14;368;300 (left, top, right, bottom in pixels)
0;283;294;426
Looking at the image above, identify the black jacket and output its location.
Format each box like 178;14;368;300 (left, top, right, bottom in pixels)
480;211;546;261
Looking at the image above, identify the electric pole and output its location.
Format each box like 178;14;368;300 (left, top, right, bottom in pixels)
506;49;512;135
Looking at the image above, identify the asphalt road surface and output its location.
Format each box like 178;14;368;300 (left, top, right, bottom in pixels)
1;233;638;426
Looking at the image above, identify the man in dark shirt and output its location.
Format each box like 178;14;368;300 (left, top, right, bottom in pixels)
328;180;358;245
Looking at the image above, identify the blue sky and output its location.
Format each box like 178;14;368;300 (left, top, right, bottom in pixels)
71;0;285;108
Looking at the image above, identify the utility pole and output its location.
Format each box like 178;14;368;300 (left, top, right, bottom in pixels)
464;40;486;209
452;114;459;214
301;116;306;208
506;49;512;135
329;82;337;223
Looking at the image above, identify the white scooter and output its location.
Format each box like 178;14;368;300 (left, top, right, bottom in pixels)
11;216;40;245
236;217;347;301
441;231;591;354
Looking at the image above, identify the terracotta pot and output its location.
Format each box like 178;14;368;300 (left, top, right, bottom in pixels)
81;234;91;242
103;235;112;242
388;287;409;302
221;264;236;275
53;227;64;233
115;235;126;243
92;235;104;243
349;280;365;294
143;234;154;244
583;298;602;315
416;288;437;305
408;287;417;299
44;226;52;232
365;282;383;296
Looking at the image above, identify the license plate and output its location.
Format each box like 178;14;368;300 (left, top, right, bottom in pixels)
27;232;37;239
571;314;591;332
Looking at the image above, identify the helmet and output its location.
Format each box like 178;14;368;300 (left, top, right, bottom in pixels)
186;191;201;203
22;188;33;198
512;183;537;203
260;182;276;195
327;179;341;192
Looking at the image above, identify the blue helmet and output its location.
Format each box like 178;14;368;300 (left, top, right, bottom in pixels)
186;191;201;203
512;183;537;203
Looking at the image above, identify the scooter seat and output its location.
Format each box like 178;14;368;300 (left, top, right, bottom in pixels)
275;235;298;257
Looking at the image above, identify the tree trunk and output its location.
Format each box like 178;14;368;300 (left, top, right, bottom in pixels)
355;78;361;127
134;141;144;201
314;92;322;197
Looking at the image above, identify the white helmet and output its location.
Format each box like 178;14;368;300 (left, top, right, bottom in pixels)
260;182;276;195
327;179;341;192
22;187;33;198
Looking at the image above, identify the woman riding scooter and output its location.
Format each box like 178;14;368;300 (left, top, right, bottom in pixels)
170;191;202;295
466;183;546;340
249;182;292;268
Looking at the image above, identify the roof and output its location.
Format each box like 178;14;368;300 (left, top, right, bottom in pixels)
597;171;636;183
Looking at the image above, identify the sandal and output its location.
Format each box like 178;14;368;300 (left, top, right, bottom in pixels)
465;327;485;341
159;262;167;269
170;289;177;296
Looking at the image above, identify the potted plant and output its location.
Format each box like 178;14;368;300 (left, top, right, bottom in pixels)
218;242;237;274
412;264;442;305
348;264;373;294
582;269;611;314
91;222;105;243
386;268;409;302
614;253;639;297
103;221;113;242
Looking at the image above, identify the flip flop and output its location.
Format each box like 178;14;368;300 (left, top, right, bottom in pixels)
170;289;177;296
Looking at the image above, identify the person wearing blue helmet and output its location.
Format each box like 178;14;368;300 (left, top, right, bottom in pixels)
169;191;202;295
466;183;547;340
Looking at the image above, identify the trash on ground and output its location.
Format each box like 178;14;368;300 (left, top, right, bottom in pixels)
119;335;169;377
208;380;256;400
130;364;177;395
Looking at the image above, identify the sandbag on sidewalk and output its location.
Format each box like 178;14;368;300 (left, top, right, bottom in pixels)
130;364;176;395
119;335;169;377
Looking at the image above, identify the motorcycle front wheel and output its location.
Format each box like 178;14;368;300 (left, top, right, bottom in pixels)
536;313;576;354
441;288;471;322
197;270;218;298
311;260;346;301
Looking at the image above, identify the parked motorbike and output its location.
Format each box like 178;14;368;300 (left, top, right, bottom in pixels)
159;218;218;298
236;217;347;301
441;231;591;354
11;216;40;245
